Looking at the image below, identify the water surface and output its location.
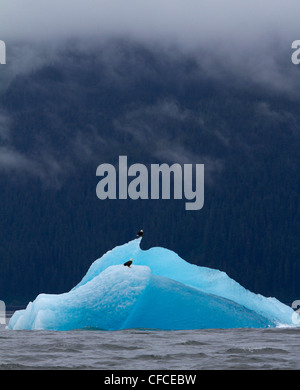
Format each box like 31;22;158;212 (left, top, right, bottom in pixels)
1;320;300;370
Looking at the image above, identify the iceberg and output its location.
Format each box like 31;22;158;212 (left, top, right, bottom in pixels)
8;238;298;330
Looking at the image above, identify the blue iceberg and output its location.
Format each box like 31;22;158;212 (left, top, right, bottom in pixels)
8;238;298;330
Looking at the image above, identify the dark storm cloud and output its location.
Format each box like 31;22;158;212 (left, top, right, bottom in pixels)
0;1;300;182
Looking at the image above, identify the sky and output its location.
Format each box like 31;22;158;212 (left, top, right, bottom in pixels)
0;0;299;91
1;0;299;89
1;0;300;47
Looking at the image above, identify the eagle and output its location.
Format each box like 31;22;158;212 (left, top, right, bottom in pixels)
137;229;143;238
124;258;133;268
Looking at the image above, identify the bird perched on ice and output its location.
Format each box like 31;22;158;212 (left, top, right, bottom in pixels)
137;229;143;238
123;258;133;268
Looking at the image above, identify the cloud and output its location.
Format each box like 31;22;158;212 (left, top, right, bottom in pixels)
113;99;223;183
0;145;65;186
114;99;199;143
1;1;299;100
1;0;300;46
0;0;299;61
0;2;299;185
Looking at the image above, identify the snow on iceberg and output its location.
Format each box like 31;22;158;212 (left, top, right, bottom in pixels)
8;238;298;330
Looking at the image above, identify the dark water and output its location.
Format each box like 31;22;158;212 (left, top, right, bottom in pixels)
1;316;300;370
